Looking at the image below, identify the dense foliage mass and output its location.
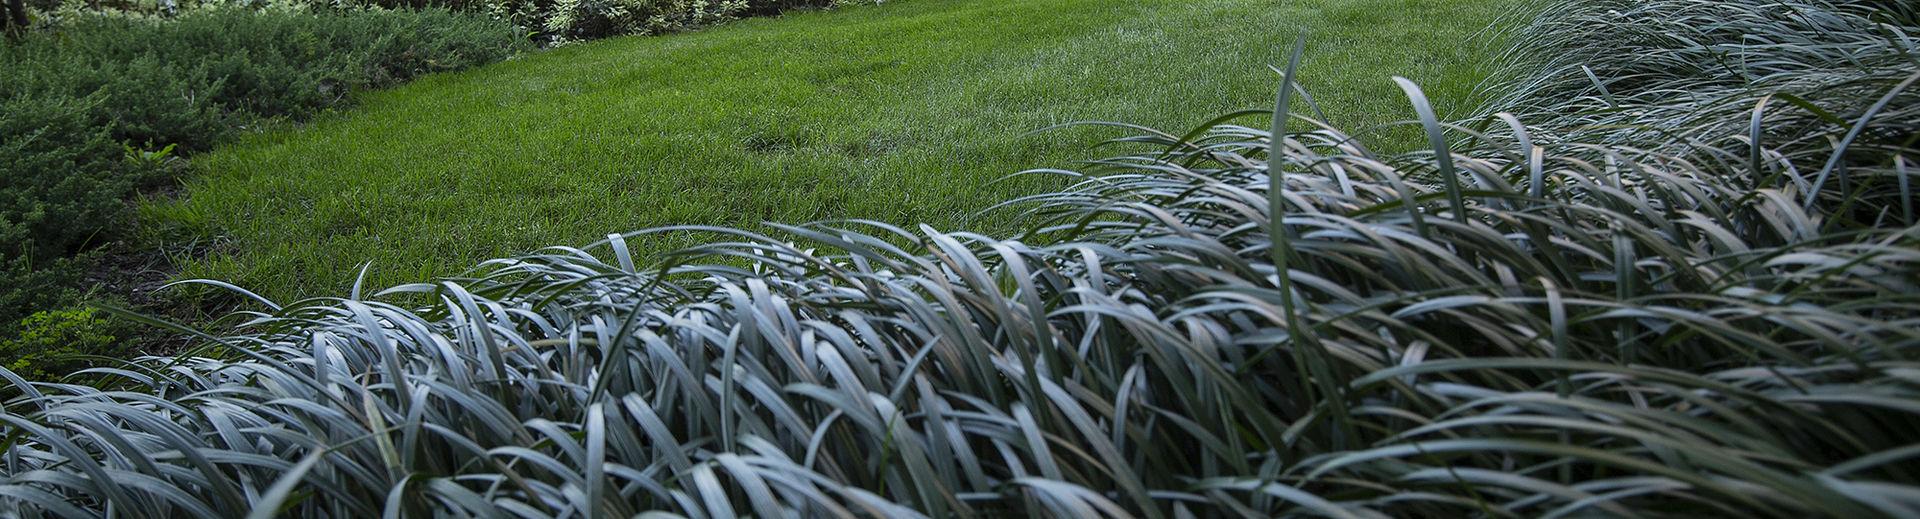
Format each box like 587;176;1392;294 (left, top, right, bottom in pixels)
389;0;857;42
1489;0;1917;227
0;8;526;373
21;0;860;42
0;0;1915;516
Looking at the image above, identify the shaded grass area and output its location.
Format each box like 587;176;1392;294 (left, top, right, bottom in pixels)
151;0;1512;300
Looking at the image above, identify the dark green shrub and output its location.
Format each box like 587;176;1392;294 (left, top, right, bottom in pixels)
3;8;530;148
0;7;527;351
0;96;138;260
36;0;857;44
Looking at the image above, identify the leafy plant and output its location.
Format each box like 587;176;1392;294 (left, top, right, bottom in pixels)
538;0;745;41
0;307;117;381
471;0;850;43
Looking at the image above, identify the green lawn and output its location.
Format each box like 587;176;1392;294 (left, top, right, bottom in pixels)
149;0;1513;301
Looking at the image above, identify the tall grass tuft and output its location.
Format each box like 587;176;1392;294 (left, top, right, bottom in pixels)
1488;0;1918;226
0;0;1916;516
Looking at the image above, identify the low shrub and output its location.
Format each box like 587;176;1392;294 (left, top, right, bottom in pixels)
487;0;848;43
0;307;118;381
528;0;746;41
0;96;141;262
0;7;526;358
3;8;529;148
27;0;864;43
0;96;162;346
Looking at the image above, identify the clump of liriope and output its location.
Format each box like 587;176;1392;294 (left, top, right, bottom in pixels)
1487;0;1918;228
4;4;1920;517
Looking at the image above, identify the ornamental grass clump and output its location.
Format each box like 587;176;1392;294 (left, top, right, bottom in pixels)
0;0;1915;516
1488;0;1918;226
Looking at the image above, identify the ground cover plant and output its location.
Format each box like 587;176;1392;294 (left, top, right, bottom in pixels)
152;0;1511;304
0;7;526;373
3;0;1916;516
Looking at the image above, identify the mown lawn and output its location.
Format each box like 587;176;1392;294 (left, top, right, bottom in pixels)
149;0;1513;300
